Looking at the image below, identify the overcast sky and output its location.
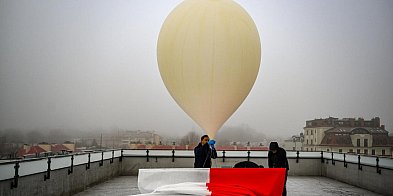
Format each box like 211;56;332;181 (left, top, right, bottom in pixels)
0;0;392;138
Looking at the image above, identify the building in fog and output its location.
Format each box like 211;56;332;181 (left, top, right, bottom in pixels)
121;130;162;148
303;117;393;156
283;133;304;151
16;141;76;158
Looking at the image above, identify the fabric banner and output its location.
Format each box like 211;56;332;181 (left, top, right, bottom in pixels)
208;168;286;196
135;168;286;196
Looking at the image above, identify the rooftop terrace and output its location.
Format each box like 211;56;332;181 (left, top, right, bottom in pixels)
1;150;392;196
75;176;383;196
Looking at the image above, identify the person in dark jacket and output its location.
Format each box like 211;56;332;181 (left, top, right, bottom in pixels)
268;142;289;196
194;135;217;168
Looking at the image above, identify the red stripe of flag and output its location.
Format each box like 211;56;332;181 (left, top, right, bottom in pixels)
207;168;286;196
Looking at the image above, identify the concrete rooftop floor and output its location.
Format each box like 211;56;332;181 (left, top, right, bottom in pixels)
74;176;382;196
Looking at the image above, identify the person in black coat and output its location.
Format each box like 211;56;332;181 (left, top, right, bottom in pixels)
194;135;217;168
268;142;289;196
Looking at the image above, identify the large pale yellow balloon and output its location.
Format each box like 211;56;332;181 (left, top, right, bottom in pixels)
157;0;261;138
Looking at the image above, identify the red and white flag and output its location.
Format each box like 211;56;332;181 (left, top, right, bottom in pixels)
135;168;286;196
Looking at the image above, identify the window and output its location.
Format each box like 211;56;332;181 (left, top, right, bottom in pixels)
357;139;360;147
293;147;295;151
306;140;308;144
382;149;385;156
339;149;342;153
327;149;330;152
364;139;368;147
311;148;313;152
311;130;313;135
364;149;368;155
349;149;353;153
357;149;360;154
372;149;375;155
306;148;308;151
311;140;313;145
306;130;308;135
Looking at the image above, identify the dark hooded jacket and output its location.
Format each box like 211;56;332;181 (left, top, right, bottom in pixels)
194;143;217;168
268;147;289;170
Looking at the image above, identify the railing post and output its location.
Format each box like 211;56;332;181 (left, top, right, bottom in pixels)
44;157;51;181
247;150;250;161
110;150;114;164
86;153;91;170
222;150;226;162
343;154;347;168
99;151;104;166
10;161;19;189
146;149;149;162
321;151;324;163
296;151;299;163
172;150;175;162
358;155;362;170
68;155;74;175
119;149;123;162
331;152;335;165
376;157;381;174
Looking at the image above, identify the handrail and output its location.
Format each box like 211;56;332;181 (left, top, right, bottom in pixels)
0;149;392;183
0;149;122;182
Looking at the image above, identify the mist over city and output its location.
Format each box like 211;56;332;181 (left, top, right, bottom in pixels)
1;0;393;153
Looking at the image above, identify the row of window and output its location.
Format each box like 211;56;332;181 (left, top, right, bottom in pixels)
305;130;317;135
306;148;386;156
306;138;369;147
356;139;368;147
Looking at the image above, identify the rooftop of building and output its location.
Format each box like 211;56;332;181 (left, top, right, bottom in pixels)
74;175;383;196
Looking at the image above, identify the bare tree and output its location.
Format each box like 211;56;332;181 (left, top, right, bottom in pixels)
180;131;199;146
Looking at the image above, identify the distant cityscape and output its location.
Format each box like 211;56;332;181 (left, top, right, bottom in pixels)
0;117;392;159
283;117;393;156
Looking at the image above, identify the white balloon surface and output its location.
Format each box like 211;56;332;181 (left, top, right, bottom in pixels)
157;0;261;138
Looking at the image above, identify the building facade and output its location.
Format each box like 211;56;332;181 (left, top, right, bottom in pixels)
303;117;393;156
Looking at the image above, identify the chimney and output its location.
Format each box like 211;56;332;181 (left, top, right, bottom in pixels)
349;119;355;127
374;117;381;127
358;118;364;126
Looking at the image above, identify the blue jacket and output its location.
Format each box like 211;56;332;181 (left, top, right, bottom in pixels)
194;143;217;168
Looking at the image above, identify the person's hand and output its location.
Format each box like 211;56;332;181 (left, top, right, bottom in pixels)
208;140;216;148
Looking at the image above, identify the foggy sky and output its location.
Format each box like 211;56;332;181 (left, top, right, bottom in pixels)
1;0;392;137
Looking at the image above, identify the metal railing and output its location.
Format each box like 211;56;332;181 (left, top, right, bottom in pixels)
1;149;123;189
1;149;392;189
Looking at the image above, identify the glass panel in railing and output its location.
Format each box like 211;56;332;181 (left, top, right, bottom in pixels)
378;157;393;169
0;163;16;181
122;149;148;156
286;151;298;158
322;152;330;159
174;150;194;157
74;154;88;166
148;150;173;156
19;159;47;176
249;151;268;157
344;154;358;163
359;155;376;166
103;151;113;159
114;150;121;157
51;156;72;170
223;151;248;157
90;152;102;162
299;151;321;158
332;153;344;161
